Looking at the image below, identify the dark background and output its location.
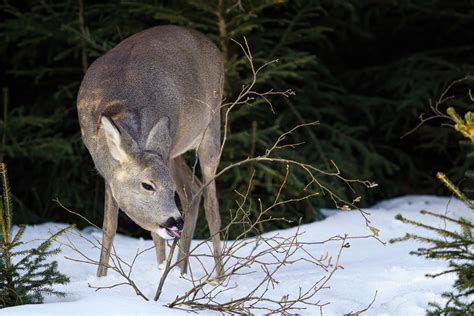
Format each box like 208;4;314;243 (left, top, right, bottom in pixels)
1;0;473;238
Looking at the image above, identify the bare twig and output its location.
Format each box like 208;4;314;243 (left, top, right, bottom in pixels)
55;37;379;314
344;290;378;316
401;76;469;139
154;239;179;301
52;206;153;301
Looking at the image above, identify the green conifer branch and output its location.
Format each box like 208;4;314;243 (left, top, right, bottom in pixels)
419;210;474;229
447;107;474;142
394;213;471;243
11;225;25;245
0;162;12;244
0;163;70;308
436;172;474;209
394;103;474;314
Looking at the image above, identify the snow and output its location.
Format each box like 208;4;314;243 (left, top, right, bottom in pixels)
3;195;472;315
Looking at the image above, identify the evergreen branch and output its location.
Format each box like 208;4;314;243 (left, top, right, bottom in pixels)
11;224;26;245
400;213;472;241
437;172;474;209
0;162;12;244
419;210;474;229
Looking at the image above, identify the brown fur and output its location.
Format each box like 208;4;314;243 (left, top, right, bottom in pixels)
76;26;224;277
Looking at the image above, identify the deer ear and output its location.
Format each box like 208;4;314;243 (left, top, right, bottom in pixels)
101;116;129;162
145;117;171;160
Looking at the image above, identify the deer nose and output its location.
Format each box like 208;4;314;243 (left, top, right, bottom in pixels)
175;217;184;231
163;216;184;231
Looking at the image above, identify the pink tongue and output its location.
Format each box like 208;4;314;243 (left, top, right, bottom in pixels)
167;229;181;238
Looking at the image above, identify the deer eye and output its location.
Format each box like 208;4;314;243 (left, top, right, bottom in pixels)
141;182;155;191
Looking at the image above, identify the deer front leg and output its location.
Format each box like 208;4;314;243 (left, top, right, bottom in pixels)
97;182;119;277
151;232;166;268
171;156;202;274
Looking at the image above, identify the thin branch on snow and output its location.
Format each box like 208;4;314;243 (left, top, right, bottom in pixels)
53;204;153;301
52;37;379;315
344;290;378;316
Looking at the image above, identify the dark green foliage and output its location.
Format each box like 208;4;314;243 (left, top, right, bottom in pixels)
0;163;70;308
391;210;474;315
391;210;473;314
1;1;474;238
390;107;474;315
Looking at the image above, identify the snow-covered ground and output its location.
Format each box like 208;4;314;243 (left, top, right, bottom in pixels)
3;195;472;315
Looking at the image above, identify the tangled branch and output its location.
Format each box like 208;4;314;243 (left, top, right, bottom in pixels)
55;37;379;315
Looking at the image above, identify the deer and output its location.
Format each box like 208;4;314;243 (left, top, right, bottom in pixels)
76;25;224;278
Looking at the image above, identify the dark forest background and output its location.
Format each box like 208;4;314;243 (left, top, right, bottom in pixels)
1;0;473;239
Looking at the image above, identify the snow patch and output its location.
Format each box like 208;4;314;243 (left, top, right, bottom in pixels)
2;195;471;315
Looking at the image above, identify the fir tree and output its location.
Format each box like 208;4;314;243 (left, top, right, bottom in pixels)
390;107;474;315
0;162;70;308
2;1;474;238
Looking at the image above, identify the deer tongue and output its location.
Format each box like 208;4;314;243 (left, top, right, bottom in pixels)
166;228;181;238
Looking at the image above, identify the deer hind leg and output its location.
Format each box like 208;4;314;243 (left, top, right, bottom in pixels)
198;114;223;278
171;155;202;274
97;181;119;277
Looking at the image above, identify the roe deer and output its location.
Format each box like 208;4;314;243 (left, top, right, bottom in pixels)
76;25;224;277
